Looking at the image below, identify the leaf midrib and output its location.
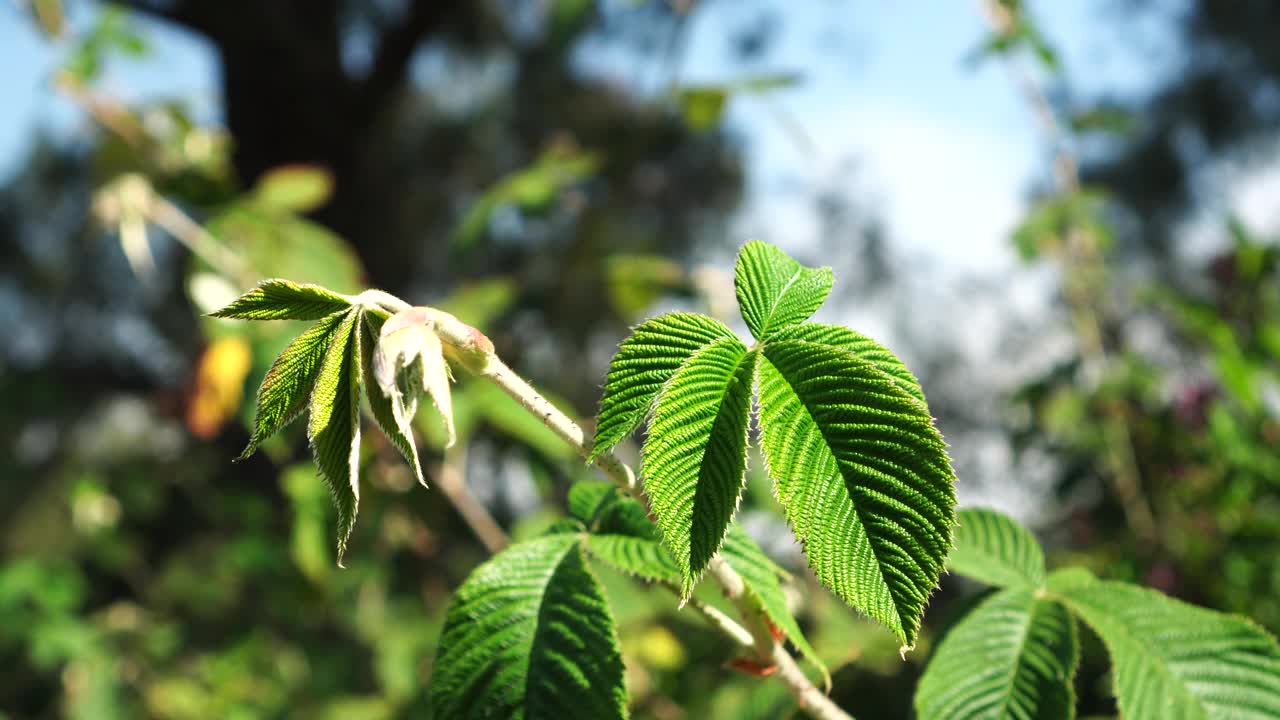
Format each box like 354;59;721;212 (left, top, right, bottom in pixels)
759;350;904;637
756;267;804;337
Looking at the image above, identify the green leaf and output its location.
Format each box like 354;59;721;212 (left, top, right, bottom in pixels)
431;535;628;720
643;340;755;596
722;525;828;685
591;312;735;461
568;481;617;525
949;508;1046;589
237;309;349;460
306;310;362;565
767;322;926;405
360;311;424;487
757;339;956;647
210;279;351;321
253;165;334;214
1056;579;1280;720
915;588;1078;720
586;534;679;584
734;241;833;340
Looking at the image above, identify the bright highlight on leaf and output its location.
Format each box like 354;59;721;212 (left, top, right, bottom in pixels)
209;278;351;320
307;309;362;566
734;240;833;340
757;339;955;647
432;535;628;720
949;507;1046;589
1056;575;1280;720
643;339;755;596
915;588;1078;720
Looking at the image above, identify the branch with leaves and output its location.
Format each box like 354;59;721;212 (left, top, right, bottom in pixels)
212;242;1280;718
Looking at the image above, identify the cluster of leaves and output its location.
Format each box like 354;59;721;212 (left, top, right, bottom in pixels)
916;508;1280;719
592;240;956;649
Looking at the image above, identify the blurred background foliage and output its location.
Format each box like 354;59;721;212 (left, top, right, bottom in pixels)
1;0;1279;717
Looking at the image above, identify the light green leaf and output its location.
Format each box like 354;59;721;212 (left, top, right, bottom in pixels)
360;311;424;487
734;241;833;340
767;322;926;405
431;535;628;720
307;310;362;565
237;309;349;460
591;312;735;461
915;588;1078;720
950;508;1046;589
757;339;956;647
722;525;828;685
210;279;351;321
586;534;679;583
1056;580;1280;720
643;340;755;596
253;165;334;214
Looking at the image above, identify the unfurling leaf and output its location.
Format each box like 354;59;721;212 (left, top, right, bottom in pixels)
210;279;351;321
1056;574;1280;719
591;312;735;461
757;339;955;648
432;535;628;719
361;310;424;487
915;588;1078;720
643;340;755;597
949;507;1046;589
238;309;350;460
307;310;362;565
734;240;833;340
373;307;456;448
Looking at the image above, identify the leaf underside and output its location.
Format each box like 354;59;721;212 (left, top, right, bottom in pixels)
757;339;955;646
949;508;1046;589
238;308;348;460
306;309;361;565
431;535;628;720
591;312;735;460
734;240;833;340
642;339;755;596
1059;577;1280;720
210;278;351;320
915;588;1078;720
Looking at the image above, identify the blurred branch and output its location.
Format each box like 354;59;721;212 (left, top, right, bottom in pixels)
431;443;508;554
977;0;1158;548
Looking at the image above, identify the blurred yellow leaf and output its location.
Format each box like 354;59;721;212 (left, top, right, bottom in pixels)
187;336;253;438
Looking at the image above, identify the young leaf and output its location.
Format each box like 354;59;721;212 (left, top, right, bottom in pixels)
914;588;1078;720
431;535;628;720
591;312;735;460
306;309;362;565
237;309;349;460
360;311;424;487
767;322;926;405
949;508;1046;589
757;339;956;648
586;534;679;583
722;525;828;685
209;279;351;320
642;340;755;596
734;240;833;340
1057;579;1280;720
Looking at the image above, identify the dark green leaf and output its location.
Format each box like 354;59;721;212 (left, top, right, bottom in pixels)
432;535;628;719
